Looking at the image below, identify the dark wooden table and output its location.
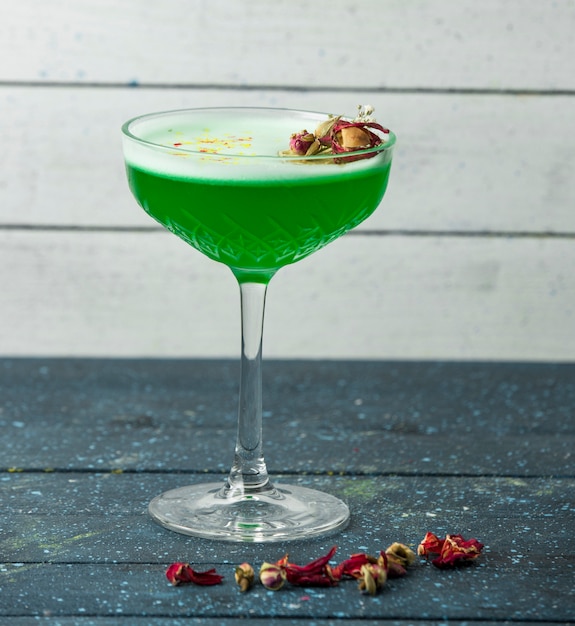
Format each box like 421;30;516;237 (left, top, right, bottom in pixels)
1;358;573;624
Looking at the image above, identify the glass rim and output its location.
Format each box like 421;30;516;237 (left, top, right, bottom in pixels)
121;106;396;161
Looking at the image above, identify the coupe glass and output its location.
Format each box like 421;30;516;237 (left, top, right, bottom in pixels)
122;107;395;541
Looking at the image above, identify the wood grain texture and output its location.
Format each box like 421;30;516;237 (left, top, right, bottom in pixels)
1;477;573;621
1;86;573;232
0;359;573;622
1;231;574;360
2;0;574;90
2;359;573;475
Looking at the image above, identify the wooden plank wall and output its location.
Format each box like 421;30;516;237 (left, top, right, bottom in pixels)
1;0;574;360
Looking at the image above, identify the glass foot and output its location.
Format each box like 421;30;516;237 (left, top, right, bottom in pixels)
148;482;350;542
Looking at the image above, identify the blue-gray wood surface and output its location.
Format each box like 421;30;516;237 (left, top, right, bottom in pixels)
1;358;573;623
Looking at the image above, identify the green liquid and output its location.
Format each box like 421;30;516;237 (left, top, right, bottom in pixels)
127;163;391;282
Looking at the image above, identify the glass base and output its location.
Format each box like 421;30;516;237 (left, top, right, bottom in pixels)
148;482;350;542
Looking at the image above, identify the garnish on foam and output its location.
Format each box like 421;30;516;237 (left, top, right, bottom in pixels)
281;105;390;162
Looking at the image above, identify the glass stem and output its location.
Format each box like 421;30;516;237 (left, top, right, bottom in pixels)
226;280;272;495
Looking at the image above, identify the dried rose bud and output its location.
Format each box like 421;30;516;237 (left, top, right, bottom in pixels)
289;130;321;156
330;119;389;162
235;562;255;592
259;562;287;590
386;542;417;568
166;562;223;586
358;563;387;595
332;121;385;149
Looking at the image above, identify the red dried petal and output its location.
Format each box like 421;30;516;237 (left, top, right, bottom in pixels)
165;562;223;586
275;553;289;568
332;120;390;137
419;532;484;568
332;552;374;580
285;571;338;587
166;563;194;585
274;546;339;586
417;532;445;558
188;567;224;585
446;534;485;555
432;534;484;568
279;546;338;576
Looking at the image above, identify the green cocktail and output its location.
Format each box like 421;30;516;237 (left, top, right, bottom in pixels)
122;107;395;541
127;164;391;281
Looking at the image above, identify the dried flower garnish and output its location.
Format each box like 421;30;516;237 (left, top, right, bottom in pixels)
256;546;406;593
288;131;322;156
281;105;390;163
358;563;388;595
276;545;339;587
418;532;484;568
166;534;484;599
331;551;375;580
235;562;255;592
259;562;287;590
330;121;389;163
166;562;223;586
315;115;341;144
418;531;445;556
386;542;417;569
323;544;414;595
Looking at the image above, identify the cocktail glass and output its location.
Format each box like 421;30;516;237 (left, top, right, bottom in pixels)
122;107;395;541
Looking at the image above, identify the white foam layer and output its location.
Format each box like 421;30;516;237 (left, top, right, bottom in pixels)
122;108;393;182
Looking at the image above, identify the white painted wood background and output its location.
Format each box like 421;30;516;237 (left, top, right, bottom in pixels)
1;0;574;360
